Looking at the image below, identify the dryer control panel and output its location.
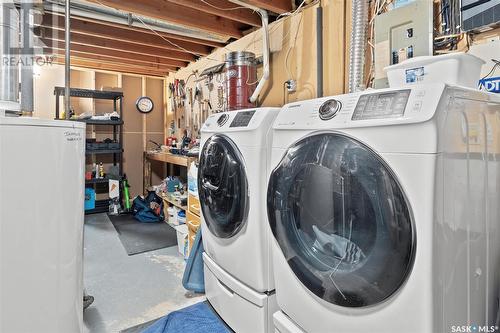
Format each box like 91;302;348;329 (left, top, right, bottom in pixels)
201;107;280;133
352;89;411;120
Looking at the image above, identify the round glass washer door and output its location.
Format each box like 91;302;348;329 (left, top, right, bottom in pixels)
198;134;249;238
267;133;416;308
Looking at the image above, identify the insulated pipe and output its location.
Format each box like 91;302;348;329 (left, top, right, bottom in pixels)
228;0;269;104
348;0;369;93
65;0;70;119
45;0;227;44
316;5;323;98
20;0;34;114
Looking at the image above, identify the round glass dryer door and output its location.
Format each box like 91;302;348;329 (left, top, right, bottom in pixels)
267;133;415;308
198;134;249;238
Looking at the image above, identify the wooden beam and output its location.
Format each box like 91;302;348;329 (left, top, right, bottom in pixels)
85;0;245;38
80;16;225;48
41;39;188;68
42;15;212;56
39;28;196;62
53;57;169;77
50;49;177;71
244;0;292;14
171;0;261;27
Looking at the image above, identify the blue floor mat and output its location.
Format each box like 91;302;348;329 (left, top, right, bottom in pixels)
141;301;232;333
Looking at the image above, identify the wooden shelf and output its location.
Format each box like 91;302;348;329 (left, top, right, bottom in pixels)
161;192;187;211
145;151;189;167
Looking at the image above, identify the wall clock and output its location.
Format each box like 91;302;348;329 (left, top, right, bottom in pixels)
136;96;154;113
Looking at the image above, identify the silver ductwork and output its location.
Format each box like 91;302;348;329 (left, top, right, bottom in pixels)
0;2;19;104
20;0;34;114
228;0;269;104
348;0;369;93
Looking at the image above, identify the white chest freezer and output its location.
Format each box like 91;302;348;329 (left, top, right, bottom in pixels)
0;117;85;333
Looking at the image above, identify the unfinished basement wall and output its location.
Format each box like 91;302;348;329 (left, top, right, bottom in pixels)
34;64;167;198
166;0;349;139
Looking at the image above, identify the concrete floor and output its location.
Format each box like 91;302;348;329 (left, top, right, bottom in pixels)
83;214;204;333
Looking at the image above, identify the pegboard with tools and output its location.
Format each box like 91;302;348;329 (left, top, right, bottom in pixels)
168;63;226;140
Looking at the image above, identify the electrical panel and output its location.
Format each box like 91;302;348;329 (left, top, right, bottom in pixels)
462;0;500;32
373;1;433;88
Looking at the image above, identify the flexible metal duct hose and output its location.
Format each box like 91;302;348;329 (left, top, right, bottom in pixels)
348;0;369;93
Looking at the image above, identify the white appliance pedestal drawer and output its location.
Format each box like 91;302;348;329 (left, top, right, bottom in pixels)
203;253;277;333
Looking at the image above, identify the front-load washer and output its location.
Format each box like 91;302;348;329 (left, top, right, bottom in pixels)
199;107;280;333
266;83;500;333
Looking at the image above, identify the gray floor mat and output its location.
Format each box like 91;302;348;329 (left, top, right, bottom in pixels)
109;214;178;256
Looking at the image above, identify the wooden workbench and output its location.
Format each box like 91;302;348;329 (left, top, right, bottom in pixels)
143;151;196;194
145;151;189;167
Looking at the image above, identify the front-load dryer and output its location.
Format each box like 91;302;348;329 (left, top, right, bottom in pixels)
199;107;280;333
266;84;500;333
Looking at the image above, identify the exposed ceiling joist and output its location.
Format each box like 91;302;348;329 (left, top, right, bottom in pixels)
42;15;212;56
171;0;261;27
39;28;196;62
53;57;169;77
42;39;188;68
85;0;245;38
244;0;292;14
76;16;226;48
50;49;177;71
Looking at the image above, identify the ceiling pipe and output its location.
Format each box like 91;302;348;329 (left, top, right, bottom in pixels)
228;0;269;104
44;0;228;44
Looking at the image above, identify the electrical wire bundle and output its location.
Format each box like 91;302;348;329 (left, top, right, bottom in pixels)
434;0;463;52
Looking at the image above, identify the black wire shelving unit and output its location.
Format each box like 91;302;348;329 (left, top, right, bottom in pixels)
54;87;124;214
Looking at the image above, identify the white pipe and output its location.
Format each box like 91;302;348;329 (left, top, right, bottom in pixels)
228;0;269;103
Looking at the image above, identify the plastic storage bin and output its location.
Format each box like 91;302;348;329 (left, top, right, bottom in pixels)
84;188;96;210
385;52;485;89
167;206;178;225
187;161;198;197
177;210;186;225
174;224;189;258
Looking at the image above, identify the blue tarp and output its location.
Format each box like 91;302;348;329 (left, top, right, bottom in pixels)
141;302;231;333
182;229;205;293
